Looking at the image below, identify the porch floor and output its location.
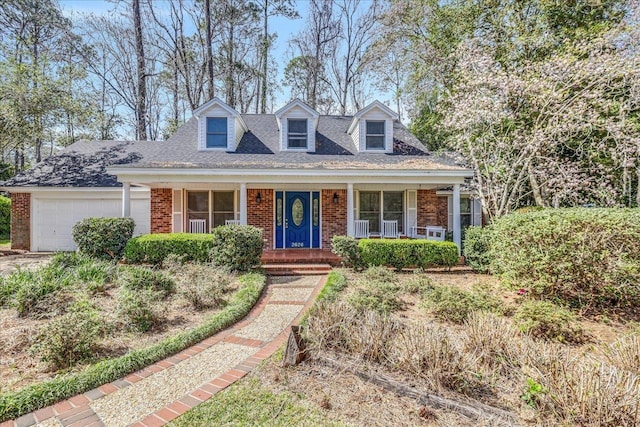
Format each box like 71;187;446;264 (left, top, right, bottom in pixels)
261;249;341;266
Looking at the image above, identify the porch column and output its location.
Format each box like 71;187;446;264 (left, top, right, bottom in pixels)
239;183;247;225
453;184;461;253
122;182;131;217
346;183;354;237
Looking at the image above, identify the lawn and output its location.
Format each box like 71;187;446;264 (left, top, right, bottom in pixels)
171;267;639;426
0;238;10;249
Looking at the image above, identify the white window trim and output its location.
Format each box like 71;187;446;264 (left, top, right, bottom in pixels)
365;120;386;151
358;190;405;234
201;117;229;151
286;118;309;150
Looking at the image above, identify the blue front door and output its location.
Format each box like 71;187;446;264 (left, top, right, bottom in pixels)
285;192;310;248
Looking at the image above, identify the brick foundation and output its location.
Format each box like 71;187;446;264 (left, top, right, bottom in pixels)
322;189;347;249
417;189;438;227
10;193;30;250
247;189;274;249
151;188;172;233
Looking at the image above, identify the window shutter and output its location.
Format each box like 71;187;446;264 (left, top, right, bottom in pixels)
472;199;483;226
354;190;360;220
172;189;183;232
447;196;453;231
406;190;417;235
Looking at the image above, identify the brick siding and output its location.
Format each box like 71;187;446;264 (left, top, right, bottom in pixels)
436;196;449;228
151;188;172;233
417;189;438;227
322;189;347;249
10;193;30;250
247;189;274;249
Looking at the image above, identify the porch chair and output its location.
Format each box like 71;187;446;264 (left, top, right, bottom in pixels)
382;220;399;239
354;220;369;238
425;226;445;241
189;219;207;234
225;219;241;225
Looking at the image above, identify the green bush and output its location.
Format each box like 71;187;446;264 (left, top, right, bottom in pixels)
462;226;493;273
358;239;459;271
422;285;503;323
30;301;103;369
119;266;176;297
117;288;163;332
331;236;364;270
347;266;402;314
72;217;135;260
0;196;10;238
489;208;640;308
210;225;263;272
124;233;214;264
514;300;584;343
9;264;74;317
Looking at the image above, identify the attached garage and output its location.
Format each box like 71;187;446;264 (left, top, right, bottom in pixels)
30;189;150;252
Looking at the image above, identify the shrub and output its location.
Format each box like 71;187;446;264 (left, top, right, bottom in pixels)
402;272;433;294
168;260;231;310
358;239;458;271
347;267;402;314
0;196;10;238
210;225;263;272
489;208;640;309
462;226;493;273
331;236;364;270
513;300;584;343
31;301;103;369
72;217;135;260
119;266;176;297
124;233;214;264
117;288;163;332
422;284;502;323
9;264;74;317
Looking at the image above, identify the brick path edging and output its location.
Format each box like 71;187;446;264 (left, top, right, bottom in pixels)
1;275;327;427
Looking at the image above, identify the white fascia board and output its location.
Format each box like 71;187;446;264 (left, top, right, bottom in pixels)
0;186;150;193
193;97;240;117
107;167;473;185
274;99;319;118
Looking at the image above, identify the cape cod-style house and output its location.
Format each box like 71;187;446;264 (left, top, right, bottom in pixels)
2;98;481;253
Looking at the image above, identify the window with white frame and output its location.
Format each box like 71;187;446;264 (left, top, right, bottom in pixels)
287;118;308;149
359;191;404;234
187;190;235;232
460;197;472;229
365;120;385;150
206;117;227;148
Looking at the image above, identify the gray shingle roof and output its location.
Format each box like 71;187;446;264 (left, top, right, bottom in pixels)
2;115;467;188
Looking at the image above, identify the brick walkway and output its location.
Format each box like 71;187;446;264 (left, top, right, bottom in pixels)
2;275;326;427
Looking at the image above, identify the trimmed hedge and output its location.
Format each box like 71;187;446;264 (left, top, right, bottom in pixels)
358;239;459;270
0;196;10;238
331;235;364;270
210;225;263;272
489;208;640;308
124;233;214;264
72;217;135;260
0;272;265;422
462;226;493;273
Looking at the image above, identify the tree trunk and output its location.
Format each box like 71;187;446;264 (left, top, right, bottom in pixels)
528;162;544;207
133;0;147;140
205;0;215;100
260;0;268;113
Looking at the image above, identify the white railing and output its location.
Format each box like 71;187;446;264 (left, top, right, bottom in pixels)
426;226;445;241
189;219;207;233
382;220;399;238
354;220;369;238
225;219;241;225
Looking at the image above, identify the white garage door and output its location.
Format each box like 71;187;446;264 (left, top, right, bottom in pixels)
32;190;150;252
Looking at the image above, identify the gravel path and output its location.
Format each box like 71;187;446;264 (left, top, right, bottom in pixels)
91;343;255;427
6;274;325;427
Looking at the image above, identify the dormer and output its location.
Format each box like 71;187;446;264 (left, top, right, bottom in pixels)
193;97;248;152
347;100;399;153
274;99;319;152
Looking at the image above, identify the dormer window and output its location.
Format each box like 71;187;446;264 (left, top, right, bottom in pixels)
365;120;385;150
287;119;308;149
206;117;227;148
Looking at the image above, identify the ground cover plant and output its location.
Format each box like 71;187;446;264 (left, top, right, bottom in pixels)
205;267;639;426
0;252;265;420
